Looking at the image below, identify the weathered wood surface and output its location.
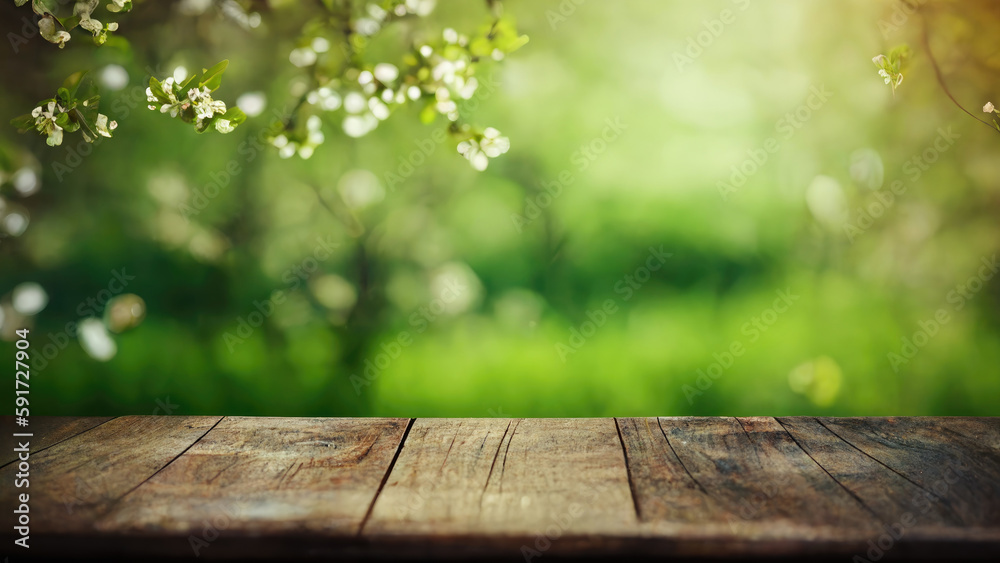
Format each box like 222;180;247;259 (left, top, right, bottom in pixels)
2;415;221;533
2;416;998;561
99;416;409;536
0;416;113;466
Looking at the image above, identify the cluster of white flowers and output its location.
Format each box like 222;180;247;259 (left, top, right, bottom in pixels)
290;37;330;68
457;127;510;171
417;30;482;122
872;54;903;89
146;80;232;132
147;77;182;116
306;85;342;111
107;0;131;13
272;0;517;169
187;86;229;130
78;13;120;44
272;115;325;159
94;113;118;137
30;101;116;147
355;0;437;37
290;61;423;156
30;102;66;147
338;65;405;138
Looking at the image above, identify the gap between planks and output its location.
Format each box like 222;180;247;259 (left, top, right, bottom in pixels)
0;416;119;470
358;417;415;536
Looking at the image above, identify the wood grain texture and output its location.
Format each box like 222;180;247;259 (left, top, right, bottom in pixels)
2;416;998;561
0;415;220;533
0;416;113;466
815;417;1000;526
620;417;876;532
776;416;1000;547
363;418;637;556
98;416;410;537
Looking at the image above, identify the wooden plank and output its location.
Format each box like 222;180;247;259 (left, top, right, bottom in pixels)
0;416;113;466
363;418;637;557
97;416;410;540
614;417;885;559
776;416;1000;551
3;416;998;561
615;416;717;523
0;415;220;533
816;417;1000;526
620;417;877;533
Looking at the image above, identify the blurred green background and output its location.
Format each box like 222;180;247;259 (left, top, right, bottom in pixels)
2;0;999;417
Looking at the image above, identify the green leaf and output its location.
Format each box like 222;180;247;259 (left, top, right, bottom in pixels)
148;77;168;102
59;14;81;31
199;59;229;92
31;0;60;16
10;114;35;131
222;107;247;126
179;73;200;94
61;71;88;98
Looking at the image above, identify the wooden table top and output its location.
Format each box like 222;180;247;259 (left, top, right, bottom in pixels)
2;416;998;561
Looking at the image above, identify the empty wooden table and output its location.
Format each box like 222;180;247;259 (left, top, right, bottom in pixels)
2;416;998;561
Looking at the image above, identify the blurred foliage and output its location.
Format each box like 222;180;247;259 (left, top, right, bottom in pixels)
1;0;999;417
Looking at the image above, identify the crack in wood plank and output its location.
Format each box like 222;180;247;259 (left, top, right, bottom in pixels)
480;420;512;508
614;417;642;520
106;416;227;514
733;417;762;465
358;417;415;536
0;416;119;470
774;417;880;519
439;421;461;472
497;419;520;495
656;417;709;495
814;417;949;503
